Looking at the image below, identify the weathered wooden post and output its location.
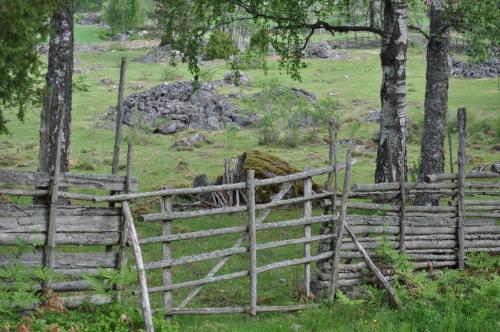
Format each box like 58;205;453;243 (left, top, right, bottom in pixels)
303;168;312;297
160;187;173;317
111;57;127;175
457;108;467;270
398;112;406;252
45;105;66;272
122;201;154;332
247;170;257;316
328;142;353;301
448;128;454;175
116;143;133;301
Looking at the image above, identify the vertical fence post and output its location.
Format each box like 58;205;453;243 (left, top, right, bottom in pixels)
160;188;173;315
328;143;353;301
303;169;312;297
45;104;65;274
247;170;257;316
448;128;454;175
457;108;467;270
398;113;406;252
117;143;133;301
111;57;127;175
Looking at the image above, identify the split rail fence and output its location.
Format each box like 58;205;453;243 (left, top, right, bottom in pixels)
0;162;137;307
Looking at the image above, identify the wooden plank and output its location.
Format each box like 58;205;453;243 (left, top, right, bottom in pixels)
457;107;466;270
165;307;247;315
0;170;137;191
329;144;352;300
94;182;246;203
255;191;332;210
257;251;333;274
141;205;247;222
424;172;499;183
247;170;257;316
256;215;336;231
0;214;120;233
0;188;48;196
122;201;154;332
0;252;118;268
303;172;312;297
140;225;247;244
0;232;119;245
62;295;113;308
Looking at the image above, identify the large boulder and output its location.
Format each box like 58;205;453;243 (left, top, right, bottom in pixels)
310;41;333;58
235;150;322;202
118;81;255;134
223;71;252;86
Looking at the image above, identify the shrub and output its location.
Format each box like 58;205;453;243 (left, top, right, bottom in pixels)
231;50;268;71
163;66;178;81
249;28;271;54
257;115;278;145
206;30;238;60
73;75;90;93
103;0;145;35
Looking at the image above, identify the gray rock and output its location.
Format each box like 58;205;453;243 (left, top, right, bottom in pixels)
78;12;102;25
130;82;145;90
310;41;333;58
100;77;115;85
449;57;499;78
115;81;254;134
228;91;245;99
290;88;317;102
133;45;175;63
223;71;252;86
171;132;210;149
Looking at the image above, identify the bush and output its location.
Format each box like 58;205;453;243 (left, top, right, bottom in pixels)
257;115;279;145
103;0;145;35
206;30;238;60
231;50;268;71
163;66;178;81
249;28;271;54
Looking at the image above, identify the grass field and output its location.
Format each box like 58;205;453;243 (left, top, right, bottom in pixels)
0;44;499;331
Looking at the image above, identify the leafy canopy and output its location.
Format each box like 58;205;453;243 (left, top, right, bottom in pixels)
103;0;146;35
0;0;60;134
156;0;384;80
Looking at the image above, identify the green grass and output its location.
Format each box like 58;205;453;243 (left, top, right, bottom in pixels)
0;46;499;331
74;24;106;44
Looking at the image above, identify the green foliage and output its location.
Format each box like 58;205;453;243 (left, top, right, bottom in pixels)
206;30;238;60
376;236;414;276
103;0;146;35
163;66;179;81
447;111;500;145
0;0;59;134
76;0;105;12
231;50;268;71
73;75;91;92
0;240;58;318
249;28;271;54
83;268;137;296
257;114;279;145
198;67;216;82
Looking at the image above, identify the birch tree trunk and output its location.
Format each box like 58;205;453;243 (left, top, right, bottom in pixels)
417;0;450;205
39;1;74;176
375;0;408;183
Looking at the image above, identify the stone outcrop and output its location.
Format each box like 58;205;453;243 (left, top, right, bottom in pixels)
119;81;256;134
449;57;499;78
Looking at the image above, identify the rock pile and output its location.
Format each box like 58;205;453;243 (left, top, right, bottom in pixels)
133;45;180;63
120;81;256;134
449;57;499;78
78;12;102;25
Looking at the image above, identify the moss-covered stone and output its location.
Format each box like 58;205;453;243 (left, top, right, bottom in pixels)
237;150;321;202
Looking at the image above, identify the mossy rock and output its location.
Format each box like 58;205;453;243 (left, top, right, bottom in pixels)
237;150;321;202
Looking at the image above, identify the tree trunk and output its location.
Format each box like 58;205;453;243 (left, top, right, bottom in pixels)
39;1;74;176
417;0;450;206
375;0;408;183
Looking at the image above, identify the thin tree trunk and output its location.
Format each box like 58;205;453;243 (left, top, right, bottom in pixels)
39;1;74;177
417;0;450;206
375;0;408;184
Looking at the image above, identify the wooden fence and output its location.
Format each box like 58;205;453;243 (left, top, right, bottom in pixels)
0;168;137;307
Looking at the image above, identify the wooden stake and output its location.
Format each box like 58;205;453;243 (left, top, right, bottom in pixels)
344;224;401;308
448;128;454;175
328;143;353;300
116;143;132;301
111;57;127;175
247;170;257;316
303;169;312;297
457;108;467;270
44;105;65;270
398;113;406;252
160;187;173;316
122;201;154;332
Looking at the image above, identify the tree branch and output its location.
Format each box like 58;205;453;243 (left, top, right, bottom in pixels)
409;25;429;40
